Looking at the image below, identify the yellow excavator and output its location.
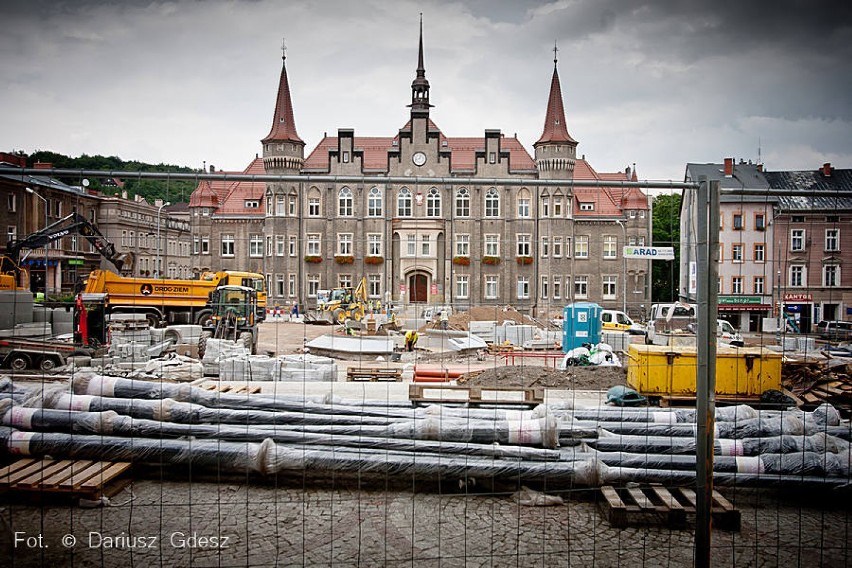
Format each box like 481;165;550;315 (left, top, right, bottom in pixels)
319;277;369;324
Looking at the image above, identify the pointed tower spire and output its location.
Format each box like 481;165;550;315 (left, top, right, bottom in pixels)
263;39;304;145
408;14;432;119
534;44;576;147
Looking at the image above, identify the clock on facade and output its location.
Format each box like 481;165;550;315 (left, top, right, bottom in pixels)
412;152;427;166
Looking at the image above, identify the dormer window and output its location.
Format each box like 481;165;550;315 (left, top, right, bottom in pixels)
579;202;595;211
245;200;259;209
342;151;350;163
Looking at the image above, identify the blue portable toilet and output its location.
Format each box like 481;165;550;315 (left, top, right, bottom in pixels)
562;302;602;352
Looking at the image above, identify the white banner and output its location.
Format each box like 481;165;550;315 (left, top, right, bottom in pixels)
623;246;675;260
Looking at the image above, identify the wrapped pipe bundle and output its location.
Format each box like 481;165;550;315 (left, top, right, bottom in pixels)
586;430;843;456
568;404;758;424
0;426;600;484
3;407;564;462
599;464;852;488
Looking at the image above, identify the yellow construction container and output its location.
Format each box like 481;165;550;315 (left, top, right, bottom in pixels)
625;344;782;397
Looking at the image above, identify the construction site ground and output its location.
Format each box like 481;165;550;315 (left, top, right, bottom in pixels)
2;321;851;566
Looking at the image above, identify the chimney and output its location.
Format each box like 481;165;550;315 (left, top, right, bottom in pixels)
822;162;832;177
121;190;128;200
34;162;52;170
757;163;763;172
723;157;733;177
209;165;215;173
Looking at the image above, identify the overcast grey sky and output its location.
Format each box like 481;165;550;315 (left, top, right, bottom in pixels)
3;0;851;181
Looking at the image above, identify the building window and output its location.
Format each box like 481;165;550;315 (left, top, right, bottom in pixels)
541;197;550;217
792;215;805;223
603;276;617;299
288;195;296;216
517;234;531;257
755;213;765;231
201;237;209;255
426;187;441;217
455;188;470;217
266;236;273;256
338;233;353;256
574;276;588;298
306;234;321;256
824;264;839;287
243;200;259;209
421;235;431;256
540;276;549;299
485;276;498;299
289;236;297;257
552;237;562;258
398;188;412;217
455;234;470;257
307;275;320;297
484;188;500;218
288;274;296;297
367;187;383;217
575;236;589;259
754;276;764;295
192;236;199;255
517;192;531;218
517;277;530;299
732;276;743;294
276;236;285;256
275;274;285;297
367;234;382;257
407;234;416;256
368;275;381;298
732;244;743;263
221;235;235;257
338;187;353;217
579;202;595;211
553;277;562;299
553;197;563;217
456;275;469;299
201;207;209;217
733;213;743;230
273;194;284;216
308;196;321;217
489;152;496;164
603;236;617;259
540;237;549;258
790;265;805;287
338;274;352;289
754;243;765;263
825;229;840;252
7;194;16;213
249;235;263;257
791;229;805;251
484;234;499;257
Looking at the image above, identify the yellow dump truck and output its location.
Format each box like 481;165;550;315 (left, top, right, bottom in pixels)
83;269;267;327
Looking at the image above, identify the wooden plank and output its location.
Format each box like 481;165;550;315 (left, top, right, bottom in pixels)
1;459;61;486
79;462;132;489
0;458;38;481
41;461;95;487
626;487;654;510
16;460;79;488
62;462;116;491
600;486;628;527
650;485;683;511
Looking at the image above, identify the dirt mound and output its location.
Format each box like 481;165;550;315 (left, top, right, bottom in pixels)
460;364;627;391
425;306;532;331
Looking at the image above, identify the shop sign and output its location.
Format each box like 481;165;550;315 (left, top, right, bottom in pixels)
67;259;85;266
783;293;812;302
623;246;675;260
719;296;761;304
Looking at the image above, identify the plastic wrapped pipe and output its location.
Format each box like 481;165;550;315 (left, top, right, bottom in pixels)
4;407;565;462
586;429;843;455
568;404;758;424
0;426;600;484
43;393;397;427
599;463;852;488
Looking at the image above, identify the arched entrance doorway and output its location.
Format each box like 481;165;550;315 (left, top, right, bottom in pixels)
407;272;429;303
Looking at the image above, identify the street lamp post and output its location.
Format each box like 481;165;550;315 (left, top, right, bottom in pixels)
615;219;627;314
156;202;170;278
25;187;48;297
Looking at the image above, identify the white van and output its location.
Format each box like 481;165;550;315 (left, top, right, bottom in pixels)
646;302;743;346
600;310;645;335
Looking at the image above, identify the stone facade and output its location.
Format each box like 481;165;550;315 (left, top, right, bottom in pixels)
189;33;652;318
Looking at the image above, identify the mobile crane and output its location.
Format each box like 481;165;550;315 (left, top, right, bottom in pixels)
0;211;133;292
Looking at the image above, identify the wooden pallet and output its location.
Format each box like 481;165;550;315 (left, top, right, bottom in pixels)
0;459;132;501
658;395;781;409
600;485;740;531
409;384;544;407
201;383;262;394
346;367;402;382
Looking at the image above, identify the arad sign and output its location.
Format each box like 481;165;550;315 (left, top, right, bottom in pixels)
623;246;675;260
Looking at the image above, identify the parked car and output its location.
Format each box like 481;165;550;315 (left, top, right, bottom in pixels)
600;310;645;335
815;320;852;341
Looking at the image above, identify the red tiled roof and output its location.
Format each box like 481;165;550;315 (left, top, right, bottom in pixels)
188;158;266;216
534;66;576;147
571;159;643;216
262;56;303;145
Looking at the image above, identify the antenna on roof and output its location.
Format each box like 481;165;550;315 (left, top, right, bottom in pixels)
757;136;762;166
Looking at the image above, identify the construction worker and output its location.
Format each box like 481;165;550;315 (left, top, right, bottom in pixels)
404;330;419;352
439;309;449;330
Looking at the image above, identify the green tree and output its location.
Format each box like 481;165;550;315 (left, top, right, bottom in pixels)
27;151;197;204
651;192;682;302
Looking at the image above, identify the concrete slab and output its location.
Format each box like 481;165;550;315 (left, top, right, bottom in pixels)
306;334;394;354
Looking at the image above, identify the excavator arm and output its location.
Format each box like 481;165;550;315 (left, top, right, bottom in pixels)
5;211;133;275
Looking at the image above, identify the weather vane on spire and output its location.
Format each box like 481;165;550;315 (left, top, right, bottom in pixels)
281;37;287;60
553;41;558;65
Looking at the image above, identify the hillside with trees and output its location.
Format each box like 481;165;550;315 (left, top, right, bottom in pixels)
26;151;198;204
